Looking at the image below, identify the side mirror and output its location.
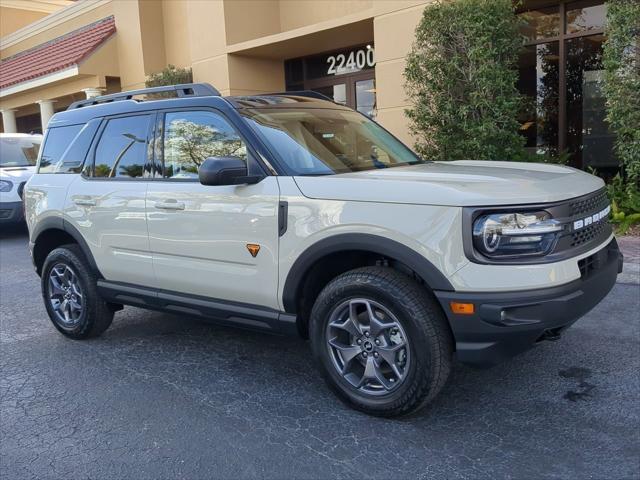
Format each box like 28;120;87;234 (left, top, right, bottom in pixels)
198;156;263;186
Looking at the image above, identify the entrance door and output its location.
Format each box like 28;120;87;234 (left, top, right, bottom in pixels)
307;71;376;119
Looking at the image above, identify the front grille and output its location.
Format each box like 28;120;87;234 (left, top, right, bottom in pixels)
569;188;608;217
571;217;609;247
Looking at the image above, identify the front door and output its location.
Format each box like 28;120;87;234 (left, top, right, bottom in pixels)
145;109;281;310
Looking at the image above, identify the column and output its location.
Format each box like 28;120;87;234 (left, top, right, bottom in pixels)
36;100;56;131
82;88;104;99
1;109;17;133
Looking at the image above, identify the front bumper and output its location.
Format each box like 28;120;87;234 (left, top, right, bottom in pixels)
435;238;622;367
0;201;24;224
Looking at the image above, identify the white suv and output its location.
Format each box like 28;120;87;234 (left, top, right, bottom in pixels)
0;133;42;224
25;84;622;416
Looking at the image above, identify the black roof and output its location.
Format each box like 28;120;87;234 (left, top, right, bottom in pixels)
50;84;348;128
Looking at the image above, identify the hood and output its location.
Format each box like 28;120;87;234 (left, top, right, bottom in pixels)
0;166;36;182
293;161;605;207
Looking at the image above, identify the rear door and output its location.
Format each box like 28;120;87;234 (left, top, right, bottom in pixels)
146;109;281;310
65;113;156;286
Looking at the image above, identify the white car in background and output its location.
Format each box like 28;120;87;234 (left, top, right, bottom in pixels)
0;133;42;225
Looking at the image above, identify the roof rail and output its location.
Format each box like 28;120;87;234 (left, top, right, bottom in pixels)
67;83;221;110
270;90;333;102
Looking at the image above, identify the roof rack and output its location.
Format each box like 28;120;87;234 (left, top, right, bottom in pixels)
67;83;221;110
270;90;333;102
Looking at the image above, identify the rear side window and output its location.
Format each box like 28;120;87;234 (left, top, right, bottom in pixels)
93;115;151;178
38;122;98;174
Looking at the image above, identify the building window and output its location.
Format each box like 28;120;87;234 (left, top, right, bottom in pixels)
518;1;614;172
285;45;377;119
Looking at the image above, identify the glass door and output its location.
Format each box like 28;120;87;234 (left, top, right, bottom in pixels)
307;71;376;119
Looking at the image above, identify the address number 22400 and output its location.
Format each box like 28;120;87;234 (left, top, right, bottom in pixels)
326;47;375;75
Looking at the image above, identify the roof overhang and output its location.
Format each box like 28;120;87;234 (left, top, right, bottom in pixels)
226;17;373;60
0;66;78;98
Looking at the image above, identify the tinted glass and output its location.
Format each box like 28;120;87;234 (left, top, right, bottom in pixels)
1;135;42;168
39;122;99;174
518;42;560;157
566;34;615;170
94;115;150;178
243;108;422;175
519;7;560;41
356;79;376;119
311;84;347;105
566;1;606;34
163;111;247;179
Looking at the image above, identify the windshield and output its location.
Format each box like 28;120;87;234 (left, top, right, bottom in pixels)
241;108;424;175
0;136;42;168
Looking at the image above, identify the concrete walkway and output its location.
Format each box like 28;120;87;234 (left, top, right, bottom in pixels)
618;236;639;285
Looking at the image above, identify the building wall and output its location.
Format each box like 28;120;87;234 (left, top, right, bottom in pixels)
0;7;48;38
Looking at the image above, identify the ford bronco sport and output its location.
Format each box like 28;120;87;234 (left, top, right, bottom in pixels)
25;83;622;417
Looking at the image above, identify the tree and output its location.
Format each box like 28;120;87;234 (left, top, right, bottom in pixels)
603;0;640;187
404;0;525;161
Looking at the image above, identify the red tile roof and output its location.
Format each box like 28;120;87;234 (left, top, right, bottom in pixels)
0;16;115;91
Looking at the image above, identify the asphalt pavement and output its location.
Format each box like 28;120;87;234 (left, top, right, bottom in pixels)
1;225;639;480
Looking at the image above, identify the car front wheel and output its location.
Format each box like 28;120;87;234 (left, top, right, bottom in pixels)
310;267;453;417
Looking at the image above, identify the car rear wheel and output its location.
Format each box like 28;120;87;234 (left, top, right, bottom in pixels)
310;267;453;417
41;244;114;339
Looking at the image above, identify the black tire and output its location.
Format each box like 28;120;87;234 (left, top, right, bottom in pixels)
310;267;453;417
41;244;114;339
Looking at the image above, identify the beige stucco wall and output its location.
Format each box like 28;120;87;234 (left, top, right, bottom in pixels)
279;0;373;31
0;7;48;38
373;2;430;146
161;0;191;67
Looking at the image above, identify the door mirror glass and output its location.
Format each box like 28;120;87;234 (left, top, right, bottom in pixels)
199;156;261;186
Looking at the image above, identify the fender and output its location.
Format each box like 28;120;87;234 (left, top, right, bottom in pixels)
32;216;102;277
282;233;455;313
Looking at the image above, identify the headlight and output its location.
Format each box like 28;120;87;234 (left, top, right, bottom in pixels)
472;211;563;258
0;180;13;193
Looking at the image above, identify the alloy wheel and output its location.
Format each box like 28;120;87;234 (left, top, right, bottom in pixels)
48;263;84;326
325;298;411;395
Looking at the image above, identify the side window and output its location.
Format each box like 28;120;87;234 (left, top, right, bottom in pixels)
162;111;247;179
94;115;151;178
38;125;82;173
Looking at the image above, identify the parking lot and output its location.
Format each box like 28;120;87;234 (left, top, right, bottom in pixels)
1;225;639;480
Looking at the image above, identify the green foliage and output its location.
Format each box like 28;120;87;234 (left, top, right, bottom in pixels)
607;174;640;234
602;0;640;186
145;65;194;99
404;0;526;160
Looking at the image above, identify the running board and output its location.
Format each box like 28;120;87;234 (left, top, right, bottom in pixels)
97;280;297;335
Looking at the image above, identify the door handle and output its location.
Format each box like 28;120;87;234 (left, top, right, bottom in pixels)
155;200;185;211
73;197;96;207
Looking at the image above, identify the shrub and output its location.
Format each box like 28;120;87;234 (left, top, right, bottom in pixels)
146;64;193;88
404;0;525;161
607;174;640;234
